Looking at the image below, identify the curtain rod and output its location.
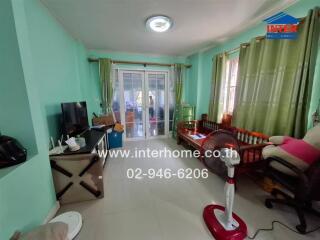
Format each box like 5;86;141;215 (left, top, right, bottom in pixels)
226;46;240;55
212;46;240;60
88;58;192;68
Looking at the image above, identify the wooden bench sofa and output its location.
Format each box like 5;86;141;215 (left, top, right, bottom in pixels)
177;115;269;176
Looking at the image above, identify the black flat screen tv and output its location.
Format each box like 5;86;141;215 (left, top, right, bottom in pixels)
61;101;89;136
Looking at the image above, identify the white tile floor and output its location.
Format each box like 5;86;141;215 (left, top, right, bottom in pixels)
58;138;320;240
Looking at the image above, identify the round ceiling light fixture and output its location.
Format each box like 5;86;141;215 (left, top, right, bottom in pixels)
146;15;173;33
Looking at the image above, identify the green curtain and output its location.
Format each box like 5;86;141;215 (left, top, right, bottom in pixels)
99;58;113;115
172;63;185;138
208;53;228;123
232;8;320;138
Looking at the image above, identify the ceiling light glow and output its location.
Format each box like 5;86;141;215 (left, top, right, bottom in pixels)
146;15;173;33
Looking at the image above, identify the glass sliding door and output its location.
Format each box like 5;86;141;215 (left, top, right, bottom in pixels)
118;69;169;140
120;71;145;139
146;72;168;138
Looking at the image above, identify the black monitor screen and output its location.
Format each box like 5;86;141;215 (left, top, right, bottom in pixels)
61;101;89;136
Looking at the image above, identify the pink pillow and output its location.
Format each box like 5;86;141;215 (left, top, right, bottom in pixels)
280;137;320;165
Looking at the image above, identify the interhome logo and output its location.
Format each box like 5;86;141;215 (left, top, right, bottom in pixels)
264;12;299;39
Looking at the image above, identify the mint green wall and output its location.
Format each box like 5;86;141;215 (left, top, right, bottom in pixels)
86;50;187;116
0;0;37;157
0;0;59;238
186;0;320;126
184;53;203;114
22;0;90;143
0;0;94;238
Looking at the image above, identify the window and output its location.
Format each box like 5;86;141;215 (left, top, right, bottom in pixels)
222;57;239;114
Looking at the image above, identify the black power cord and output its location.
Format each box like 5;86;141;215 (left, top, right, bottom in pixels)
247;220;320;239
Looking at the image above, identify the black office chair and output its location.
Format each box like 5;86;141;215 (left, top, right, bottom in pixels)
264;157;320;234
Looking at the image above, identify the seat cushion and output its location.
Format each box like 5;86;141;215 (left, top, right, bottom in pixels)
263;144;308;176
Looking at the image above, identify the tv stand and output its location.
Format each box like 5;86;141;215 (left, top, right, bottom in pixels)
49;129;107;204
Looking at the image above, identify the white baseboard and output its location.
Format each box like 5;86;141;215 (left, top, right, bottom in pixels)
43;201;60;224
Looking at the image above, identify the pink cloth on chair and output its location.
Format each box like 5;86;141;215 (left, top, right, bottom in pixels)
280;137;320;165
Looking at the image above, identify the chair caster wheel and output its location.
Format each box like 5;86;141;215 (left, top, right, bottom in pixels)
296;224;306;234
265;199;273;209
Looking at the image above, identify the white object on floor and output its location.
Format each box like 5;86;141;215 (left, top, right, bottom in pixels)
49;211;82;240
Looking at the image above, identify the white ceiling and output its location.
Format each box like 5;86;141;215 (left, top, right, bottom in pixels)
41;0;296;57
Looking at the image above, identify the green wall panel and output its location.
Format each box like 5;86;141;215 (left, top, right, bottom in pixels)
0;0;57;238
0;0;37;157
22;0;89;143
0;0;91;238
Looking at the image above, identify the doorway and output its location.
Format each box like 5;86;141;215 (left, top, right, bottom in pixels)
116;69;172;140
